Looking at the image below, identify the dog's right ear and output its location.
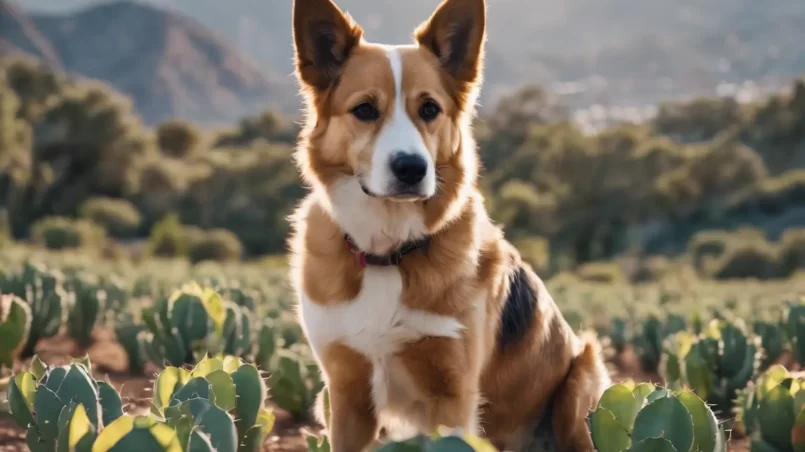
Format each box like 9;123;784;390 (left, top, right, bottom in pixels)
293;0;363;92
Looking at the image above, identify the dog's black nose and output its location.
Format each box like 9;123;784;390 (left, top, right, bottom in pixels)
390;153;427;186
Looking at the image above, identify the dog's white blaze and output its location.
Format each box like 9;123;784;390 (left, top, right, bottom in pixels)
365;46;436;197
299;266;465;410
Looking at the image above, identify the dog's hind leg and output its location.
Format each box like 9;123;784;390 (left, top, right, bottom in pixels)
549;335;611;452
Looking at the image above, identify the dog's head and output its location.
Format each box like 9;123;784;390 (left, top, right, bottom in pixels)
292;0;485;209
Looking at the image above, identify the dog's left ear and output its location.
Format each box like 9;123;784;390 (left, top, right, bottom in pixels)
415;0;486;86
293;0;363;92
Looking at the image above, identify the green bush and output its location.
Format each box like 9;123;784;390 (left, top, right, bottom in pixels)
30;217;106;250
147;213;188;258
779;228;805;277
576;261;625;284
513;236;550;273
156;119;203;158
79;197;142;238
189;229;243;264
630;256;670;283
710;239;780;280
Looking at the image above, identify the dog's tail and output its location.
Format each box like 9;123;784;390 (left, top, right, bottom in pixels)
550;332;611;452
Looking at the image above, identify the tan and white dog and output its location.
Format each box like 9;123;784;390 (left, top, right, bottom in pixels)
287;0;610;450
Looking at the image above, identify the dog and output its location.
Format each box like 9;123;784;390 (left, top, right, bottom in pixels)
287;0;611;450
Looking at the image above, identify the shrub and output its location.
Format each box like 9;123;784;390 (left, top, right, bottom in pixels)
79;197;141;237
779;228;805;277
688;230;729;271
30;217;106;250
156;119;202;158
514;236;550;273
575;261;625;284
710;238;780;280
189;229;243;264
630;256;670;283
146;213;187;258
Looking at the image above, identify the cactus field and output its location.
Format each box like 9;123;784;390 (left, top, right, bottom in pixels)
2;247;805;451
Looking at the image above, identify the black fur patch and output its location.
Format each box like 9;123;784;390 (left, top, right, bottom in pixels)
497;265;538;350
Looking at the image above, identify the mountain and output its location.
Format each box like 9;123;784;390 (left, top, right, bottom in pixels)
7;0;805;123
1;0;294;125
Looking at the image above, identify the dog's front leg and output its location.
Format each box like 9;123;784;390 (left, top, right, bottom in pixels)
398;336;480;434
321;343;379;452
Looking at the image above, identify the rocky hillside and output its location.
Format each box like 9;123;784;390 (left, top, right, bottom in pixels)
0;0;293;125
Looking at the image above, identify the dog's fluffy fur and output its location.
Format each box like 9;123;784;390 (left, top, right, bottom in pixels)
287;0;611;450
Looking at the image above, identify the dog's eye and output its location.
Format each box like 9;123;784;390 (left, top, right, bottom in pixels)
351;103;380;121
418;100;441;122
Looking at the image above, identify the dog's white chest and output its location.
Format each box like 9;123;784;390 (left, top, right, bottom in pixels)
299;266;464;409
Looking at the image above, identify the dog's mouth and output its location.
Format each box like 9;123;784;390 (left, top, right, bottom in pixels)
359;180;431;202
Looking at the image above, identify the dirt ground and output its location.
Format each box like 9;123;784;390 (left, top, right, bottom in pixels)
0;333;749;451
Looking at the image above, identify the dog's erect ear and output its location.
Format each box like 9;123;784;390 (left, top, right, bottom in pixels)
293;0;363;91
415;0;486;85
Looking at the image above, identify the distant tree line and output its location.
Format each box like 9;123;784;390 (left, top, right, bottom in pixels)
1;56;804;274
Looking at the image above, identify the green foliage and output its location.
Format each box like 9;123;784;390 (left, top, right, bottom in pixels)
30;217;107;250
589;381;727;452
734;365;805;451
663;320;759;416
79;197;142;238
0;293;31;369
189;229;243;264
265;344;323;421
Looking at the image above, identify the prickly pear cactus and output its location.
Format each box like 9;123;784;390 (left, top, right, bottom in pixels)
753;320;785;370
784;299;805;367
663;319;759;416
92;414;183;451
149;355;275;451
374;430;497;452
589;381;728;452
266;345;324;421
64;274;101;347
632;314;687;373
137;283;236;367
5;355;123;452
734;365;805;451
0;293;31;369
1;263;68;358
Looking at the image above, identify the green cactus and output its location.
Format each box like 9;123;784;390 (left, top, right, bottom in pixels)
609;317;628;355
150;355;274;451
632;314;687;373
753;320;786;370
13;264;67;358
266;346;324;421
64;275;101;347
0;293;31;369
92;414;183;451
138;283;243;367
373;431;497;451
589;381;728;452
663;319;758;417
222;302;254;357
784;299;805;367
6;355;123;452
114;323;147;373
734;365;805;451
